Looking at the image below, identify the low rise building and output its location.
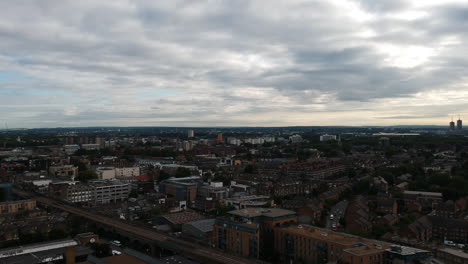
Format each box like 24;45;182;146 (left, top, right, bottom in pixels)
95;167;116;180
89;180;130;205
385;245;432;264
0;199;36;215
159;176;202;204
115;167;140;177
48;165;78;180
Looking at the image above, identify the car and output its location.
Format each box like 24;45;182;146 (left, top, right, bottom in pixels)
112;250;122;256
111;240;122;247
330;214;334;220
332;224;337;231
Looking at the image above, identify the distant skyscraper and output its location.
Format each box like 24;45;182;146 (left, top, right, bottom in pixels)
450;117;455;130
188;129;194;138
216;133;223;144
457;117;463;130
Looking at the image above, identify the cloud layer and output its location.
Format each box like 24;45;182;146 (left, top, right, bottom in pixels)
1;0;468;127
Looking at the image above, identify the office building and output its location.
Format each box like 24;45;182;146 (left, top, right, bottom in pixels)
49;182;94;204
159;176;202;204
457;118;463;130
89;180;130;205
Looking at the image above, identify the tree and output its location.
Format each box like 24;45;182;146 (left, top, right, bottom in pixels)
77;170;98;182
92;243;112;258
175;167;191;178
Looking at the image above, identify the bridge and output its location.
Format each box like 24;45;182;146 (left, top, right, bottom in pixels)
14;189;261;264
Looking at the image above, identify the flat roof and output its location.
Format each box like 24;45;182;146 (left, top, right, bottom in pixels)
279;225;391;255
0;239;78;259
438;247;468;258
404;191;443;197
228;208;296;218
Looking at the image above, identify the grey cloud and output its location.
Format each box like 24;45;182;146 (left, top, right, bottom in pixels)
0;0;468;127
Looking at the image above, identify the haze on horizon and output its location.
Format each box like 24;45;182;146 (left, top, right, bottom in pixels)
1;0;468;128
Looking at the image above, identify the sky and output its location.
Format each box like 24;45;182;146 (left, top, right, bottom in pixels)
1;0;468;128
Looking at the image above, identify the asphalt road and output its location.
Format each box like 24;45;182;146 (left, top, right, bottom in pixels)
326;200;348;231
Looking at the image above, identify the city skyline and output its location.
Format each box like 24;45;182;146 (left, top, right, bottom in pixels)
2;1;468;128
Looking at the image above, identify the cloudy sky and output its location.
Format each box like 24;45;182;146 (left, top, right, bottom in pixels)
1;0;468;128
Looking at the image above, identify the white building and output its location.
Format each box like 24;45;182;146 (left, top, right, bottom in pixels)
95;167;116;180
115;167;140;177
89;180;130;205
320;134;337;142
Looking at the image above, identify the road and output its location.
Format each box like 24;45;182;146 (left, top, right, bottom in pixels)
326;200;348;231
14;189;260;264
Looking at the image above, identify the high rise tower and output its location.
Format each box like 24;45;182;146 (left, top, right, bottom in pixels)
457;115;463;130
188;129;194;138
450;116;455;130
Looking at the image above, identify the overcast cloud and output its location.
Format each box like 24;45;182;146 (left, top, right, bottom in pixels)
1;0;468;128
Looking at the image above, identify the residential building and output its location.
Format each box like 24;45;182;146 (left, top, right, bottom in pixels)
0;199;36;215
115;167;140;177
429;216;468;243
213;217;260;258
403;191;443;208
274;225;391;264
214;208;297;259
